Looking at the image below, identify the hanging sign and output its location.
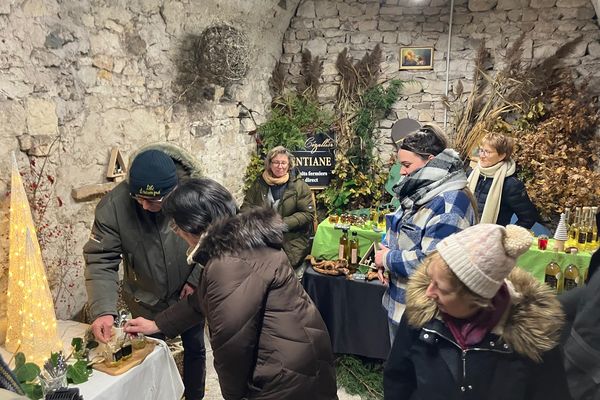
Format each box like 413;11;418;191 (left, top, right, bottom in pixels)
293;132;336;189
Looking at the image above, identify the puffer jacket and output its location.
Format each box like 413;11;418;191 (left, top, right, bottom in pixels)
83;143;203;320
559;212;600;400
154;208;337;400
241;170;314;268
384;263;571;400
472;174;539;228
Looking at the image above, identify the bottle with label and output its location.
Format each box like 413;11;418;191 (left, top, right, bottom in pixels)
578;207;591;252
339;228;349;260
563;249;580;291
585;206;597;252
567;207;581;250
592;206;599;252
349;231;360;272
544;250;562;294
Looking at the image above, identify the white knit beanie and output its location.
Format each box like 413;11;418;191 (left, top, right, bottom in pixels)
435;224;532;299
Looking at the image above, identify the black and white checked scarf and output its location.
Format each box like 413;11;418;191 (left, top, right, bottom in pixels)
393;149;468;215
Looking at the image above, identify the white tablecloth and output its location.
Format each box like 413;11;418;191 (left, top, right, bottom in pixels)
1;320;184;400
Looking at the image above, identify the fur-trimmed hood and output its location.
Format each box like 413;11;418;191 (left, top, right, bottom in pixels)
191;207;285;265
406;262;565;362
127;142;203;181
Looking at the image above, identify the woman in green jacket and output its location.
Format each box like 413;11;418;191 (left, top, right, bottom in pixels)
241;146;314;277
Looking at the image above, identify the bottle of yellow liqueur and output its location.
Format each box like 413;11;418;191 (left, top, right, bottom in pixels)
563;249;580;291
339;228;349;260
586;206;597;252
566;207;580;251
544;250;562;294
349;231;360;272
578;207;591;252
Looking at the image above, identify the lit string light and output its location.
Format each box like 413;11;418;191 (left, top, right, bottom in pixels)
5;153;62;365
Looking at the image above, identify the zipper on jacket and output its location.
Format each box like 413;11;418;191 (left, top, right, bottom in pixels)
422;326;513;393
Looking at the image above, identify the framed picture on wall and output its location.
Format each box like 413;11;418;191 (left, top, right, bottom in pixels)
399;47;434;70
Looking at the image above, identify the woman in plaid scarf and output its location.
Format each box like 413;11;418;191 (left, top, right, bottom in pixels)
375;124;478;344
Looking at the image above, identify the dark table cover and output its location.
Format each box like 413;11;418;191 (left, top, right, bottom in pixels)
302;265;391;360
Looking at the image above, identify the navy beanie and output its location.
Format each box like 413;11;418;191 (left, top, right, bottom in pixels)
129;150;177;197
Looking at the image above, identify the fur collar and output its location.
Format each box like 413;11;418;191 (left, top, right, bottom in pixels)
127;142;203;181
406;262;565;362
191;207;285;264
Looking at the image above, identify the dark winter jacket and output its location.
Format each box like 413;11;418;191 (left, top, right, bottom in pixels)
154;208;337;400
559;212;600;400
83;143;203;320
472;174;538;228
241;171;314;268
384;263;571;400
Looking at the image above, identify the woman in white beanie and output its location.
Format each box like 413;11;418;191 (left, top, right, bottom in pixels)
383;224;571;400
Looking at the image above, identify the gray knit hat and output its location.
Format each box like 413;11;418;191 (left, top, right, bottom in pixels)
436;224;532;298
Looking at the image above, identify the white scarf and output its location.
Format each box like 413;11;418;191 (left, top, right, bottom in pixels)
467;159;516;224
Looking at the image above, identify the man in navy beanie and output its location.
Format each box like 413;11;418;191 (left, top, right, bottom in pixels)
84;144;206;399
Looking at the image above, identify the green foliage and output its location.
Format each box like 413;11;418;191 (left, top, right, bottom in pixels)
320;80;402;213
242;153;264;193
67;360;91;384
336;355;383;399
21;383;43;400
12;352;42;400
256;94;334;156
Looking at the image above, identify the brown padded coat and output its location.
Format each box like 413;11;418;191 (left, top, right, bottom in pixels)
154;208;337;400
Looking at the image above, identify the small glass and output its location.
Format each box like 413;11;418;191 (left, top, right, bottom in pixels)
131;333;147;350
537;235;549;251
328;214;339;223
103;341;123;368
40;372;67;396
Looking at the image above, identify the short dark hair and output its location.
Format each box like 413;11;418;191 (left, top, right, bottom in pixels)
162;178;237;235
399;124;448;160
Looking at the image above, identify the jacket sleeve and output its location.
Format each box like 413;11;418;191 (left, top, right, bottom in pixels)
240;180;263;212
504;178;539;229
154;290;204;338
186;263;203;287
527;346;573;400
83;196;122;320
384;316;417;399
384;195;473;277
202;257;267;400
282;181;314;232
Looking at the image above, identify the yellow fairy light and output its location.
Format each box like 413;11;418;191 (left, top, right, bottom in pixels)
5;153;62;365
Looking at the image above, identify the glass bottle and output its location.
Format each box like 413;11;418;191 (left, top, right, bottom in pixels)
339;228;349;260
563;249;580;291
349;231;359;272
578;207;590;251
568;207;581;251
544;249;562;294
592;206;599;252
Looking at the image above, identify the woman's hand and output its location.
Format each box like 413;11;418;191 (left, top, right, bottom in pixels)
377;267;389;286
124;317;160;335
375;243;390;285
374;243;389;267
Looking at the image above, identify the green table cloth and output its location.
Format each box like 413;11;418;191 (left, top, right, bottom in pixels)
312;221;593;284
516;238;592;283
311;219;384;261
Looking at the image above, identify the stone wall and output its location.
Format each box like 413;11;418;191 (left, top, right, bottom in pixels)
0;0;300;322
280;0;600;141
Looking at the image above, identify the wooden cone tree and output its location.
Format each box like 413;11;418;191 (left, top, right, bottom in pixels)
5;153;61;365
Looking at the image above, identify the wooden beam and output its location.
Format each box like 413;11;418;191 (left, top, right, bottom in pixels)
71;182;118;202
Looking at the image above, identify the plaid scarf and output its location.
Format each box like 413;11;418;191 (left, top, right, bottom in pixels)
393;149;467;217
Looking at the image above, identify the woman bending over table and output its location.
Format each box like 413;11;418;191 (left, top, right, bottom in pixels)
125;178;337;400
